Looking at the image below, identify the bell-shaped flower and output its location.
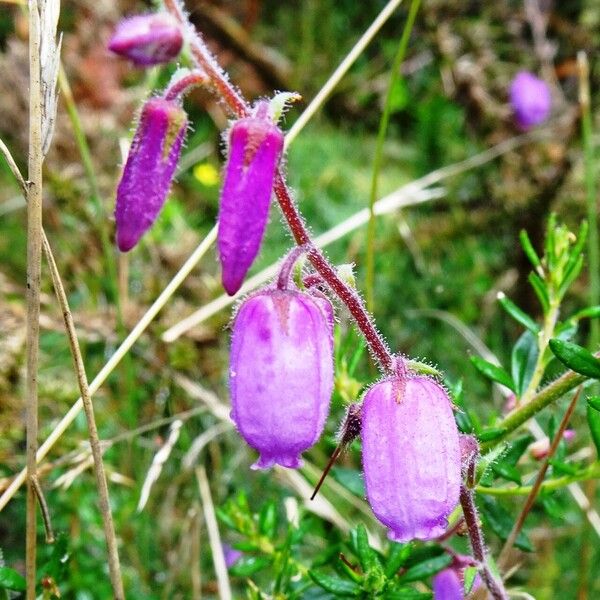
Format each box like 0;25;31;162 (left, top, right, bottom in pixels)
229;288;334;469
361;375;461;542
217;103;284;295
432;568;463;600
108;13;184;67
509;71;551;130
115;97;187;251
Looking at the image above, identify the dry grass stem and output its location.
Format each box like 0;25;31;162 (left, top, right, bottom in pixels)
196;466;232;600
25;1;43;595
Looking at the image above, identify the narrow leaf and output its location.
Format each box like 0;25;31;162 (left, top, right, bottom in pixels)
229;556;272;577
549;339;600;379
528;272;550;313
397;554;452;584
498;293;540;333
519;229;542;269
587;396;600;412
587;405;600;457
0;568;26;592
470;356;515;391
480;497;534;552
385;543;413;578
308;571;361;596
511;331;539;396
477;428;507;442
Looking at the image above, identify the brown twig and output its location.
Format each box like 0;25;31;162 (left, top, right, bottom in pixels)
26;1;43;596
31;476;54;544
497;386;583;571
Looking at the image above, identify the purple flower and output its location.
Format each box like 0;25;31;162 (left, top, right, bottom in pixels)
115;97;187;252
218;103;284;295
222;544;243;568
108;13;183;66
509;71;551;129
361;376;461;542
433;568;463;600
229;288;334;469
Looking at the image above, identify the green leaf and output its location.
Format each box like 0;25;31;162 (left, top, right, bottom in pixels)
511;331;539;396
520;229;542;269
354;524;381;573
397;554;452;584
476;443;509;484
308;571;362;596
497;294;540;334
470;356;515;391
0;567;26;592
477;428;506;442
229;556;272;577
528;272;550;313
587;405;600;457
258;501;277;537
388;78;409;113
540;494;563;519
463;566;478;594
549;339;600;379
558;254;584;299
386;589;432;600
385;543;413;578
548;458;578;476
569;306;600;322
588;396;600;412
491;462;521;484
500;435;534;466
480;497;533;552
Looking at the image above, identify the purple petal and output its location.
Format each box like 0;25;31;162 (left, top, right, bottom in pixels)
433;568;464;600
108;13;183;67
229;290;334;469
509;71;551;130
361;376;461;542
218;117;284;295
115;97;187;252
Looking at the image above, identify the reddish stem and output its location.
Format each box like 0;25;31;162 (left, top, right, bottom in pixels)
163;70;208;102
163;0;395;373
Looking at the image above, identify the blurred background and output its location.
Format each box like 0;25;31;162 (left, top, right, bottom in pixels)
0;0;599;597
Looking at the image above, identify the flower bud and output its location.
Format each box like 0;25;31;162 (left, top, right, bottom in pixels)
509;71;551;130
229;288;334;469
432;568;463;600
361;376;461;542
218;105;284;295
108;13;183;66
115;97;187;252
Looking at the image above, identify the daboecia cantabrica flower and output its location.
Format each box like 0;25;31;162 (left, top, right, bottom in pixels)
218;102;284;295
361;375;461;542
114;97;187;252
509;71;551;130
229;288;334;469
108;13;183;66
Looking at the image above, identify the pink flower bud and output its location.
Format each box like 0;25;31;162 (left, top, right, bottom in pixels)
529;429;575;460
218;105;284;295
509;71;551;130
108;13;183;66
229;288;334;469
433;568;463;600
115;97;187;251
361;376;461;542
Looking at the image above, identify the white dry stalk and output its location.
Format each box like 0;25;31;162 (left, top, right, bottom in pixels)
39;0;62;157
137;419;183;512
195;466;232;600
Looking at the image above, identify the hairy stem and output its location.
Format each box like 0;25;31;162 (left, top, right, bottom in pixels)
26;1;43;596
459;485;508;600
481;358;597;451
163;0;396;373
497;387;582;570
